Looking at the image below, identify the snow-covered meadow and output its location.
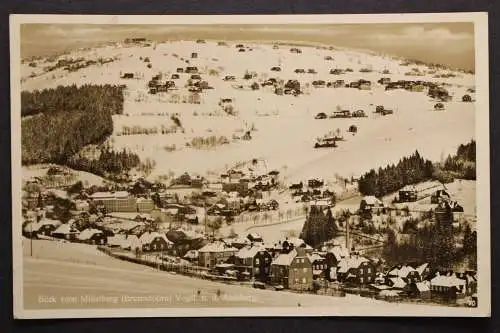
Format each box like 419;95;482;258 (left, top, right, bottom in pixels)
21;40;476;185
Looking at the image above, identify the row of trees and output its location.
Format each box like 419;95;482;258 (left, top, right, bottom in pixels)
21;84;124;117
358;150;434;197
383;223;457;269
22;85;125;165
441;140;476;180
67;147;141;177
300;206;338;248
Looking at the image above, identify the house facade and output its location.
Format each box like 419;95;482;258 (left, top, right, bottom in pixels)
337;255;377;286
198;242;238;270
270;247;313;291
234;245;273;281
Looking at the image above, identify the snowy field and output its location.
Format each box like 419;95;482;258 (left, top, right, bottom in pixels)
21;40;476;185
23;239;461;313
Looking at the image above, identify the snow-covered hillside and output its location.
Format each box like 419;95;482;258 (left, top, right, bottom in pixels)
21;40;476;184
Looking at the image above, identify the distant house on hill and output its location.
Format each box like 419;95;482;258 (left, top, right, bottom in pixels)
398;185;418;202
359;196;384;213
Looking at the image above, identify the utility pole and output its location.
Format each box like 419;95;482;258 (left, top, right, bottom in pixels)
345;215;350;257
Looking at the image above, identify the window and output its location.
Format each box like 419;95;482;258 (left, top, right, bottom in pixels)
360;277;364;284
303;268;308;273
295;278;299;283
255;258;260;265
302;278;306;284
255;268;260;274
367;267;371;274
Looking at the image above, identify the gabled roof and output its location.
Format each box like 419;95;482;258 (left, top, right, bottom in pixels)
415;263;429;276
23;219;61;232
327;245;349;261
199;241;237;253
430;274;466;288
362;196;383;206
139;232;173;245
77;228;103;241
389;265;418;278
271;249;297;266
337;256;369;273
91;191;130;199
416;281;430;292
307;253;325;263
236;244;267;259
389;277;407;289
53;223;79;235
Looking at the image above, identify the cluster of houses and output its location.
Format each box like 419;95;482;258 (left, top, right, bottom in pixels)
186;234;476;303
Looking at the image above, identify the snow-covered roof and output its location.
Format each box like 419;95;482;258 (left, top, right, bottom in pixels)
307;253;325;263
362;196;383;206
199;241;237;253
415;263;429;276
53;223;79;235
236;245;267;259
337;256;369;273
183;250;199;259
139;232;173;245
416;281;430;292
389;265;418;278
77;228;103;241
23;219;61;232
327;245;349;261
400;185;417;192
91;191;130;199
389;277;407;289
271;249;297;266
430;274;466;288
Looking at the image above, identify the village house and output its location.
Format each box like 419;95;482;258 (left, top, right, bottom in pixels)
233;244;273;282
23;218;61;238
430;272;468;302
77;228;107;245
323;243;349;281
138;231;173;252
359;196;385;214
90;191;137;213
387;264;422;284
270;247;313;291
198;241;238;270
52;223;80;241
308;252;327;280
398;185;418;202
337;253;377;286
404;281;432;300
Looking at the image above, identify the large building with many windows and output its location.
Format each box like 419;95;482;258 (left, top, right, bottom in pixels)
90;191;137;213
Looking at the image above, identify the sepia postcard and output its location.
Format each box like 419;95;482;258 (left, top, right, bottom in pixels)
10;13;490;318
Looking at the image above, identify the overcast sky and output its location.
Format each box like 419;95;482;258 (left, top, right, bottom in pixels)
20;23;475;71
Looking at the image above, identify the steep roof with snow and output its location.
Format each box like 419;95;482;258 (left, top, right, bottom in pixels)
77;228;103;241
337;256;369;273
271;249;298;266
236;244;267;259
139;232;172;245
199;241;237;253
